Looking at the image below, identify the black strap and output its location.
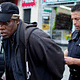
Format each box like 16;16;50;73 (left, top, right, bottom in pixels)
24;27;38;80
16;21;38;80
25;27;38;61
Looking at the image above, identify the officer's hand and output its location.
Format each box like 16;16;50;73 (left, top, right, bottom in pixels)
64;49;68;56
64;56;74;65
3;77;6;80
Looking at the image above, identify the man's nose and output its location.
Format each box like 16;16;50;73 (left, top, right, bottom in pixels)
0;24;5;30
73;23;76;25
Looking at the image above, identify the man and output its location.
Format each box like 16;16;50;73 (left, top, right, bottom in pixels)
64;3;80;80
0;2;64;80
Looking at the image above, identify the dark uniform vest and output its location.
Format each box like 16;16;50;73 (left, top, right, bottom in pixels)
68;30;80;77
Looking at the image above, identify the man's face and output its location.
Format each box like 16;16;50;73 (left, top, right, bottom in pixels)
0;19;18;39
71;11;80;31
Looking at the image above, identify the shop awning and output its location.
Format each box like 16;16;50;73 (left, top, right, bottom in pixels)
42;0;79;4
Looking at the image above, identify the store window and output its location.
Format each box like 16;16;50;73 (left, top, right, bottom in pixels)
52;8;72;44
55;13;72;30
42;7;52;36
42;15;50;30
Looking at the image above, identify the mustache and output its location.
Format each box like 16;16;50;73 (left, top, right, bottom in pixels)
74;25;80;27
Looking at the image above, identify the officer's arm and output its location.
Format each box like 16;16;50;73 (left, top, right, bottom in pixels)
65;57;80;66
72;58;80;66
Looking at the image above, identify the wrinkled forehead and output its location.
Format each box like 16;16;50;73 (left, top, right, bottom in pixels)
71;11;80;18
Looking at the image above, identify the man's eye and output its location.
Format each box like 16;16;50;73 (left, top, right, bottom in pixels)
3;21;10;25
75;18;80;21
76;19;78;20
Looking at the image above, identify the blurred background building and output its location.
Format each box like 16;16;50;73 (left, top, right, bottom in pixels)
0;0;79;46
0;0;80;80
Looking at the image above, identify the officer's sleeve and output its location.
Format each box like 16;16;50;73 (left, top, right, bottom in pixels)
29;30;65;79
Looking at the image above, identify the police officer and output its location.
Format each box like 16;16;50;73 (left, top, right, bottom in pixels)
64;3;80;80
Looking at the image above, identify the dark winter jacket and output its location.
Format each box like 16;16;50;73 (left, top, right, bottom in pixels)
2;20;65;80
68;30;80;75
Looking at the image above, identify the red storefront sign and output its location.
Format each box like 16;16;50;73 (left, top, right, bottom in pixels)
22;0;36;8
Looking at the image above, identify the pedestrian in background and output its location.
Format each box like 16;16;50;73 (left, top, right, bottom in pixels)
64;3;80;80
0;2;64;80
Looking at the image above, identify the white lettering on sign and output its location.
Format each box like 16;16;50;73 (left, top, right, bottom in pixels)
46;0;57;2
23;0;33;3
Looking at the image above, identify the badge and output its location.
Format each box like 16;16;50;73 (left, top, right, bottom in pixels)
0;5;2;12
79;44;80;46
